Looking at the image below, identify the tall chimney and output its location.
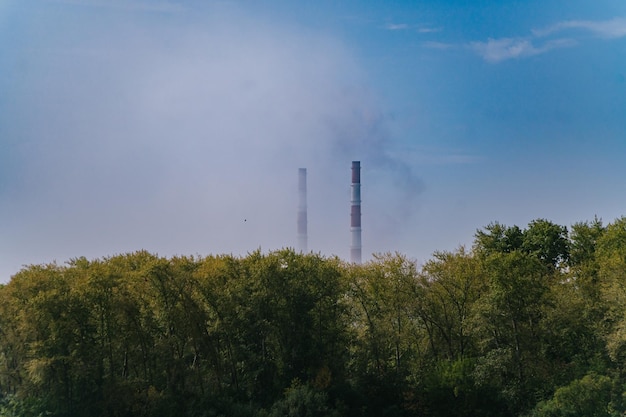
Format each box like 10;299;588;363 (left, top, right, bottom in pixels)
297;168;308;253
351;161;362;264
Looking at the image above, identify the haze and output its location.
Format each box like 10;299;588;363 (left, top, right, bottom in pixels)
2;0;626;282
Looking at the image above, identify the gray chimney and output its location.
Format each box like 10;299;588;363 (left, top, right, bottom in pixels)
351;161;361;264
298;168;307;253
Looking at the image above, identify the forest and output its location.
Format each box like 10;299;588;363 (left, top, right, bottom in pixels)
2;217;626;417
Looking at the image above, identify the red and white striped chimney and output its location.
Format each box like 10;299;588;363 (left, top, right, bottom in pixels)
350;161;361;264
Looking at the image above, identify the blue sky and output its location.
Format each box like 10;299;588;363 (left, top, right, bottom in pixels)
1;0;625;281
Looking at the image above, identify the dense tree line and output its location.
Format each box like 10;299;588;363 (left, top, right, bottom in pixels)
3;217;626;416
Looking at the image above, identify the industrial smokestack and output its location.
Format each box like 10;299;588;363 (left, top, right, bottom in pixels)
351;161;362;264
297;168;308;253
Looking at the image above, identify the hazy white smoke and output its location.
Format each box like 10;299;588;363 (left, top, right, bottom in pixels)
0;2;422;280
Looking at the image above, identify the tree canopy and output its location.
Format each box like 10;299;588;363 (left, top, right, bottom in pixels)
2;217;626;416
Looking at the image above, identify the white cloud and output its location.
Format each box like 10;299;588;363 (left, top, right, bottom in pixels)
470;16;624;63
384;23;441;33
418;27;442;34
385;23;409;30
533;17;626;39
470;37;575;63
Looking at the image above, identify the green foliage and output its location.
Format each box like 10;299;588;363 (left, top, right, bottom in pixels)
475;219;569;269
3;217;626;416
529;373;614;417
569;217;605;268
417;357;509;417
347;253;420;378
522;219;569;270
0;394;50;417
417;248;484;360
268;380;341;417
474;223;524;256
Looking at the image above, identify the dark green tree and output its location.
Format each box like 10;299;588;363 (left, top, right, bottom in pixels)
522;219;569;270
